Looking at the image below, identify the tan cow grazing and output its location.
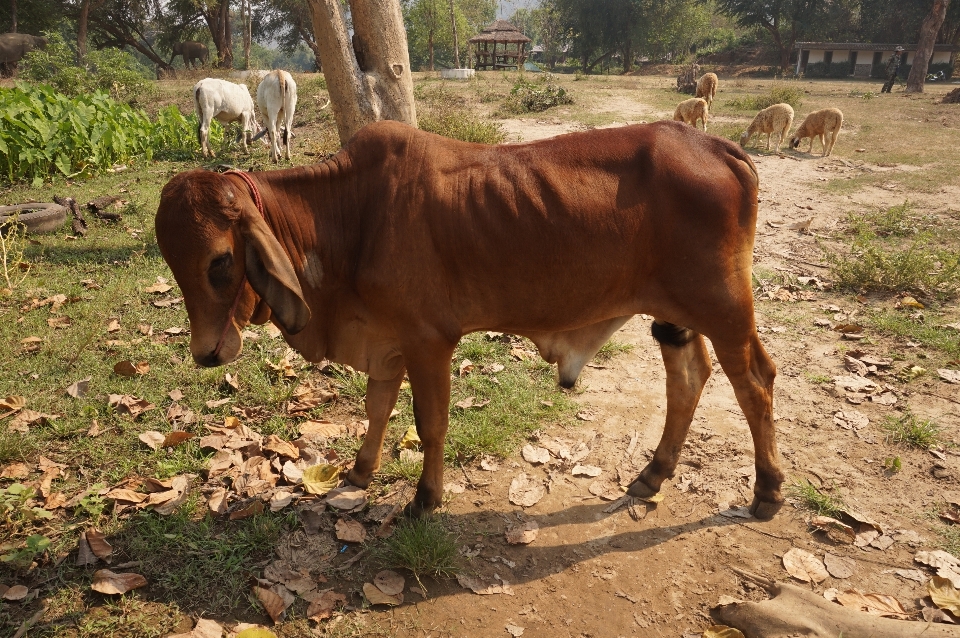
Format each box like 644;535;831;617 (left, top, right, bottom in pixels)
155;120;784;519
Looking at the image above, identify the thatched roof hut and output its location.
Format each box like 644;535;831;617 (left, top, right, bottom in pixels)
468;19;531;70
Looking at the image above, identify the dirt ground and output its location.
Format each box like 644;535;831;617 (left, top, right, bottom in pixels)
3;72;960;637
328;84;960;637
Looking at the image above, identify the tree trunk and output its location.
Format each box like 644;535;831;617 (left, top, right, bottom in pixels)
89;15;175;75
305;0;417;144
77;0;105;61
585;49;614;74
202;0;233;69
449;0;460;68
429;30;434;71
243;0;251;69
623;37;632;73
295;21;322;71
11;0;16;32
762;22;789;71
907;0;951;93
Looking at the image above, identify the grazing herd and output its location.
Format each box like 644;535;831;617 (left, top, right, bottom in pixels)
673;73;844;157
193;69;299;163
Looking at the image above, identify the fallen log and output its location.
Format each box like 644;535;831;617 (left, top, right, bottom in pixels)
717;569;956;638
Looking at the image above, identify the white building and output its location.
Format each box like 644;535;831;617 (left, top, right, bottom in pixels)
794;42;958;77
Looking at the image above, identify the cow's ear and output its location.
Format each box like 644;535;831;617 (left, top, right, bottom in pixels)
240;211;311;335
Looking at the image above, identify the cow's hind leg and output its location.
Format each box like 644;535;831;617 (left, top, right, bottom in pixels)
713;331;783;520
628;320;711;498
403;338;457;517
346;368;405;489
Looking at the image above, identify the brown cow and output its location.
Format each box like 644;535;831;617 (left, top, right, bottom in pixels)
155;120;784;519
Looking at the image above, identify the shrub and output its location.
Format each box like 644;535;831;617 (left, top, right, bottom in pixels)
502;74;573;114
728;82;803;111
827;234;960;298
0;83;199;185
20;33;157;105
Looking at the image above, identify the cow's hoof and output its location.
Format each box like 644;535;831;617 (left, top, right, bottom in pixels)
626;477;658;498
401;500;437;519
749;496;783;521
345;468;373;489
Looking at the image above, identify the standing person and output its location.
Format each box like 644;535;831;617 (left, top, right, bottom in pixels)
881;46;905;93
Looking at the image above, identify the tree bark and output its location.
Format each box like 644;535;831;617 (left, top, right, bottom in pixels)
201;0;233;68
305;0;417;144
77;0;106;61
242;0;251;69
449;0;460;68
294;21;322;71
907;0;951;93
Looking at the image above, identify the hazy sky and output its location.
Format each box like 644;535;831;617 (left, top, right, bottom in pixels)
497;0;540;18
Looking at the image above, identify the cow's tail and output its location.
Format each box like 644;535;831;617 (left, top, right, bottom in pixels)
194;86;203;146
278;73;288;146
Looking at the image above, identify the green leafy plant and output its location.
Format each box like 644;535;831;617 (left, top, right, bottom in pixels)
883;456;902;473
0;483;53;531
503;74;573;114
728;82;804;111
75;483;107;520
1;533;51;569
20;32;156;104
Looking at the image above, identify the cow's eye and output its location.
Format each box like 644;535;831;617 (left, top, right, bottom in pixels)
208;252;233;288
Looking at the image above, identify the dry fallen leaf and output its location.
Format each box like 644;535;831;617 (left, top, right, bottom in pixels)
374;570;405;596
928;575;960;616
113;360;150;377
782;548;828;583
505;624;524;637
109;394;156;419
835;589;909;619
572;464;602;477
335;517;367;543
85;529;113;560
0;462;29;479
207;487;228;516
91;569;147;595
915;550;960;587
162;431;194;448
505;521;539;545
702;627;745;638
306;589;347;621
938;369;960;385
77;533;98;566
167;618;224;638
363;581;402;606
66;378;91;398
106;318;121;333
299;420;345;438
457;574;515;596
398;425;421;450
229;500;264;520
509;473;545;507
326;486;367;510
234;627;279;638
138;430;165;450
455;396;490;410
810;516;856;543
458;359;474;377
301;464;339;495
262;435;300;459
255;584;294;623
144;281;172;294
823;552;856;579
521;444;550;465
2;584;29;601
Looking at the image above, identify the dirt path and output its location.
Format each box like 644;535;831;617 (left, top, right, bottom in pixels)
353;123;960;637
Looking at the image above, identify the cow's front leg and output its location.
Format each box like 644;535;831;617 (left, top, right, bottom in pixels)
402;339;457;517
346;368;405;488
628;321;711;498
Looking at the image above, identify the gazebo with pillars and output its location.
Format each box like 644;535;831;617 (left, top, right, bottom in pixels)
468;19;531;71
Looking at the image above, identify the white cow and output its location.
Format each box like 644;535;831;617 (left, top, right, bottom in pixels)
193;78;260;158
256;70;298;162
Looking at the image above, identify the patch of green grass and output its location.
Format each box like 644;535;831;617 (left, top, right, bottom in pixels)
936;522;960;557
379;453;423;482
786;478;845;518
867;311;960;358
826;234;960;299
70;598;184;638
881;411;942;450
419;111;506;144
119;498;291;614
593;340;634;362
369;515;459;584
329;366;369;404
845;201;918;238
803;371;832;384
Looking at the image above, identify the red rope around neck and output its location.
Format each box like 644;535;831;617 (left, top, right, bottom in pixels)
211;170;266;359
